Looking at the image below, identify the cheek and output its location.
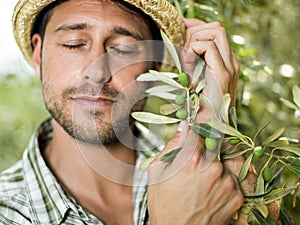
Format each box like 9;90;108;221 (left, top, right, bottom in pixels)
41;48;83;87
111;62;150;91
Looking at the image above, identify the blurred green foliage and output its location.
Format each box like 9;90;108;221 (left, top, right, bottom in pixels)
0;74;49;170
0;0;299;223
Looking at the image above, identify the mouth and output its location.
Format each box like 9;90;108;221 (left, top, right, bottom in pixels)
72;95;115;107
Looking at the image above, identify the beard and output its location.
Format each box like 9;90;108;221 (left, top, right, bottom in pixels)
42;79;146;146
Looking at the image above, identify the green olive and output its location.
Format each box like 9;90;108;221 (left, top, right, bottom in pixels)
253;146;264;158
286;156;296;164
175;95;185;105
263;167;272;182
229;138;241;145
176;108;188;119
178;72;190;87
205;137;218;151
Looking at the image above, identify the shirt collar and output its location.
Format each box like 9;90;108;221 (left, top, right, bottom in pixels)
23;119;81;224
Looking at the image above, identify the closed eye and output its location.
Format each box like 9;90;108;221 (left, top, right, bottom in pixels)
111;47;136;55
62;43;86;50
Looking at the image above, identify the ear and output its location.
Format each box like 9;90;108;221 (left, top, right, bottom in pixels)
31;34;42;79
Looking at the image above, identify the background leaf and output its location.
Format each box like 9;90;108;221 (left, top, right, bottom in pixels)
292;85;300;108
262;128;285;146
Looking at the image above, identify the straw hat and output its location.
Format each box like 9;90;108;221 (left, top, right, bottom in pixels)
12;0;185;65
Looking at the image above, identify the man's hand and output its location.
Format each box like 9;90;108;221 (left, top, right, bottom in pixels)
147;19;244;225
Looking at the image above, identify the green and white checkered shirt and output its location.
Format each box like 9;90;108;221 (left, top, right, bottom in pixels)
0;119;159;225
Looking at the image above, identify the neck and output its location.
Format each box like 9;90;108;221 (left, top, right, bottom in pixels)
43;120;136;207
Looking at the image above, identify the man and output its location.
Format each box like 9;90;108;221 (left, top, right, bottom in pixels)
0;0;248;224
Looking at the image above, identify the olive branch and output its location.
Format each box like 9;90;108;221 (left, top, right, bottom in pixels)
131;31;300;224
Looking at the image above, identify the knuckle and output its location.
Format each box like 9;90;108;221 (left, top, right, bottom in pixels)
209;161;223;177
223;70;231;85
235;191;245;207
216;26;226;36
223;175;235;190
212;21;222;27
189;151;200;165
207;41;216;49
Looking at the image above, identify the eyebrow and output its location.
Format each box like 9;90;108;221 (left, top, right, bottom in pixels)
54;23;144;40
111;27;144;41
54;23;89;32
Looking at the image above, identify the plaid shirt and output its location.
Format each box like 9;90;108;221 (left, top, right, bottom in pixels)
0;119;158;225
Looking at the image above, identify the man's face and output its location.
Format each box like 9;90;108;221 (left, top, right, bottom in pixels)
36;0;155;145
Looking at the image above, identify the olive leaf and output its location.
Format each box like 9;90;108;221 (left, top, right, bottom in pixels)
192;57;206;85
266;167;284;192
160;104;182;115
229;107;238;129
251;208;276;225
222;148;252;160
251;201;269;218
137;71;179;82
275;146;300;156
160;31;182;72
195;79;206;94
148;70;184;89
159;72;179;79
146;84;180;94
140;156;157;170
253;121;270;142
262;185;299;205
238;153;253;182
280;207;293;225
219;93;231;124
208;119;244;139
255;169;265;198
131;112;181;124
266;140;289;148
279;160;300;176
262;128;285;147
148;92;178;100
191;123;221;138
292;85;300;108
137;72;161;82
280;98;298;110
159;147;182;162
190;94;200;121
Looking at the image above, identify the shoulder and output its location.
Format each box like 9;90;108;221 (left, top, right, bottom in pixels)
0;160;25;197
0;160;31;224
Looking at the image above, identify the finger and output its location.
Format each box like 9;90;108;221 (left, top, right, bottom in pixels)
190;30;234;75
184;42;232;117
184;21;222;47
183;18;206;27
171;129;203;171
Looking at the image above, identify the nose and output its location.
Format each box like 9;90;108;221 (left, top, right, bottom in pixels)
83;53;112;84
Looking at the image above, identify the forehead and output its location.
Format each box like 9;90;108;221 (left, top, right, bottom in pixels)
48;0;149;28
